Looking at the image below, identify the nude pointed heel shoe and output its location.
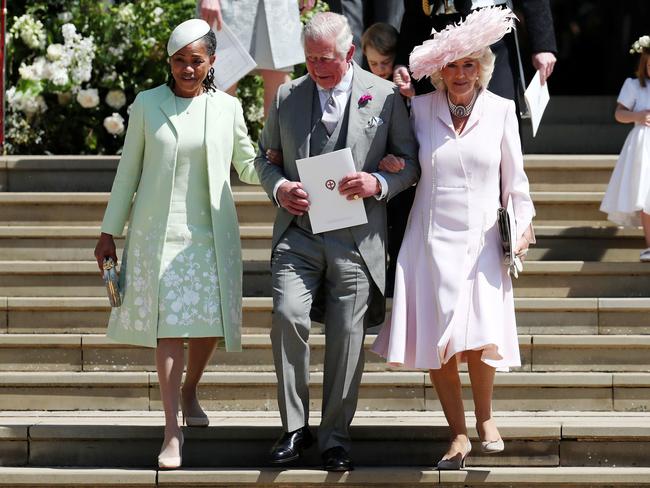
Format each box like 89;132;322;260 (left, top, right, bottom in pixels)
158;432;184;469
481;438;505;454
182;408;209;427
476;422;505;454
181;396;209;427
437;441;471;470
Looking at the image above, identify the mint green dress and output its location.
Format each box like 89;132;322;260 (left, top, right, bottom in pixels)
157;94;224;339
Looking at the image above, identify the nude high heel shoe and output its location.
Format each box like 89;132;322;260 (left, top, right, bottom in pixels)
476;421;505;454
181;396;209;427
158;432;184;469
437;440;472;470
181;408;209;427
481;438;505;454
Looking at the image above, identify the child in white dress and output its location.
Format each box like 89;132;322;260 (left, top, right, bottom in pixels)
600;35;650;261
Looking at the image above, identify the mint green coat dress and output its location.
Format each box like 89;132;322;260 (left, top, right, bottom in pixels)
100;85;260;351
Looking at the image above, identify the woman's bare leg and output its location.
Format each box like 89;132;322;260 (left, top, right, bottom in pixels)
181;337;219;417
466;350;500;442
429;356;469;459
260;69;291;118
156;338;185;459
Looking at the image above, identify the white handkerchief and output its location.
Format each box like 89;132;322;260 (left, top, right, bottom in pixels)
367;116;383;129
524;70;550;138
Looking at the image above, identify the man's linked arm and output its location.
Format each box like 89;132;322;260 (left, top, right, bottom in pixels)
254;91;287;202
378;88;421;200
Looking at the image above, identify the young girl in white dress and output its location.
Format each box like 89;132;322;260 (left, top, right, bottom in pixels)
600;36;650;261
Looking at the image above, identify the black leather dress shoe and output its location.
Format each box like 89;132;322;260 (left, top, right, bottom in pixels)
269;425;314;464
322;446;353;471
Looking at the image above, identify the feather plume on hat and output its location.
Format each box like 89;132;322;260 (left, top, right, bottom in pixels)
409;7;516;81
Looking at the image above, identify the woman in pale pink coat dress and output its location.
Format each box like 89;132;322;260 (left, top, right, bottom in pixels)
372;8;535;470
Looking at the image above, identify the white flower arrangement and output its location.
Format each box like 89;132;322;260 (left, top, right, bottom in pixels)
104;113;126;135
152;7;164;24
15;22;96;91
18;57;49;81
10;14;46;49
630;35;650;54
6;86;48;116
46;43;65;61
57;12;73;23
77;88;100;108
106;89;127;110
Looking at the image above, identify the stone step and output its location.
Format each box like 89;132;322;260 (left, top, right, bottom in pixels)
2;467;650;487
2;411;650;469
0;155;618;192
0;294;647;335
522;122;629;154
0;192;274;226
0;225;272;262
524;155;615;191
4;333;650;374
530;226;645;261
0;371;647;412
3;297;648;336
2;261;649;298
0;224;645;262
0;192;616;227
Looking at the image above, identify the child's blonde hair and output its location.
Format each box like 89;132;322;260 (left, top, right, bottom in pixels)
361;23;398;57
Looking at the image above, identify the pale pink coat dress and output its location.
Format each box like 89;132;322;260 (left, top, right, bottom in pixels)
372;89;535;371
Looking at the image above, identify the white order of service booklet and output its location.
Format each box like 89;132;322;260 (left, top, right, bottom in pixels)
295;147;368;234
523;70;550;138
212;22;257;91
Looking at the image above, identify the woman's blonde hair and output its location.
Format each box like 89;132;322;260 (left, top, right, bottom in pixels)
429;47;496;91
636;50;650;88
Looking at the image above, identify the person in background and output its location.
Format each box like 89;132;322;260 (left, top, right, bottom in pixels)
373;8;535;470
600;35;650;262
361;22;398;81
393;0;557;107
325;0;404;66
198;0;315;116
94;19;260;469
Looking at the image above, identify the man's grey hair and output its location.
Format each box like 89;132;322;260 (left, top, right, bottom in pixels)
302;12;353;58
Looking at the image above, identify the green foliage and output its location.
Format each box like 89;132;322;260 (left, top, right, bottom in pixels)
5;0;328;155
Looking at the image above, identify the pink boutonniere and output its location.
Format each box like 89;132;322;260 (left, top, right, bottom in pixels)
358;93;372;108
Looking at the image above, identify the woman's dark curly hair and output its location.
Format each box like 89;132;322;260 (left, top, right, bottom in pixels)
167;30;218;93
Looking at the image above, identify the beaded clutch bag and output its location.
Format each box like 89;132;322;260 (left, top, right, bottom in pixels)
102;258;122;307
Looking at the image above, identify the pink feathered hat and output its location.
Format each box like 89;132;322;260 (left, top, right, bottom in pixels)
409;7;516;81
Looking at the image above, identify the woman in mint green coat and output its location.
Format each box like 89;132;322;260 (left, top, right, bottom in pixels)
94;19;259;469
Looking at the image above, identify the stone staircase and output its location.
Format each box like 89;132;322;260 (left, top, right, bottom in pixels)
1;155;650;487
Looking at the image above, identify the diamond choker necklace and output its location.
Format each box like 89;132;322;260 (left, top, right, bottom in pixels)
447;90;478;118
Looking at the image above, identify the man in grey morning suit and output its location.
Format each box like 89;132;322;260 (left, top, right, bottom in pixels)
254;12;419;472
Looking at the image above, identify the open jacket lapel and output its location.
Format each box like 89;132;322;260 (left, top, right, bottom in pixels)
347;63;374;170
204;91;225;154
159;87;179;139
289;76;315;161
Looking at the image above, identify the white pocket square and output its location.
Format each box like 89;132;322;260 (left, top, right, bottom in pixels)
367;116;384;129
